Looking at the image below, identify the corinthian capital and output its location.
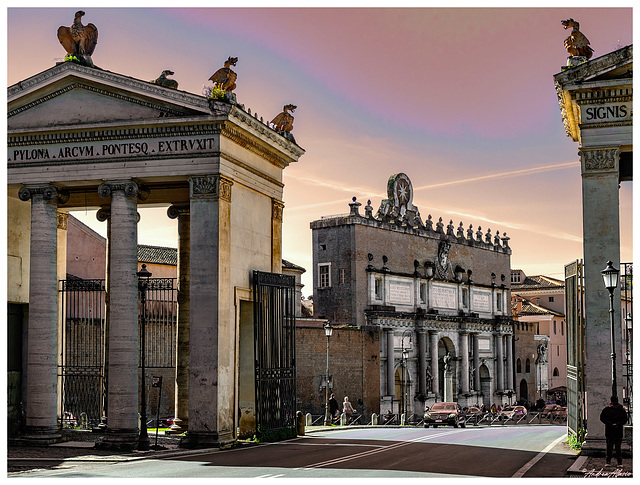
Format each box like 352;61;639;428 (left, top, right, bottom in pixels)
580;147;620;174
189;175;233;202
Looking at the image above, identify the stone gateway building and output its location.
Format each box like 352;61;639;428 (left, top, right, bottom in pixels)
7;59;303;447
310;173;516;414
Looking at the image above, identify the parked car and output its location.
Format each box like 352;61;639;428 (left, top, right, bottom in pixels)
552;406;567;419
541;404;562;418
465;406;484;415
499;406;527;420
424;402;465;428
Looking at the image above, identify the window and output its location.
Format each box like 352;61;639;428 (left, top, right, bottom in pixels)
462;287;469;308
553;321;557;335
525;358;531;373
374;278;382;300
339;268;346;285
420;283;427;304
553;367;560;377
557;346;560;356
549;296;554;303
516;358;522;373
319;244;326;251
318;263;331;288
561;320;564;336
496;292;502;311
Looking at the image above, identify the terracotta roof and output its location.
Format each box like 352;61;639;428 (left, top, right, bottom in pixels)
512;275;564;290
512;298;564;318
137;245;178;266
282;259;306;273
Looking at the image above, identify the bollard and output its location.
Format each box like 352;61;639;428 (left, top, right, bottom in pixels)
371;413;378;425
296;411;305;436
400;413;406;426
340;413;347;426
305;413;312;427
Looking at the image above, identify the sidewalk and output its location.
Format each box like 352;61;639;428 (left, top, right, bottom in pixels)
567;454;633;477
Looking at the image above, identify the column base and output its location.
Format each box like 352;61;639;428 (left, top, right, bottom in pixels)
17;426;62;445
167;417;188;434
95;428;139;451
180;430;235;449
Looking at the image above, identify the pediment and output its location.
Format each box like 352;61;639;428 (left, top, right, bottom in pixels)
8;62;211;131
554;45;633;87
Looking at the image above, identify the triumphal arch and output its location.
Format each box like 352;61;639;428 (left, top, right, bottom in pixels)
7;58;304;448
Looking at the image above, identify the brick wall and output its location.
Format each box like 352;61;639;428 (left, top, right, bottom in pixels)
296;323;380;420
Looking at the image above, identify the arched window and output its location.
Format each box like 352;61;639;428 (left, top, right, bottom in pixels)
553;367;560;377
525;358;531;373
516;358;522;373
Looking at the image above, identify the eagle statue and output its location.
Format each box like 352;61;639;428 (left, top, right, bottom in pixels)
151;70;179;89
57;10;98;66
561;18;594;60
271;104;297;133
209;57;238;92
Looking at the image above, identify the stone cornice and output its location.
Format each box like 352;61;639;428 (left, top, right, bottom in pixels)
554;45;633;86
365;312;514;335
8;61;210;111
221;124;295;170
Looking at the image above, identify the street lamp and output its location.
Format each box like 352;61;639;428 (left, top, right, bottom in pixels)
137;263;152;451
323;322;333;426
602;261;620;399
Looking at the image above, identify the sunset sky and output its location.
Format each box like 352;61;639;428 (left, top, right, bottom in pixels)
6;5;634;294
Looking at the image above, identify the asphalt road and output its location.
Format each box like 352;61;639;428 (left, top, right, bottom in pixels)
12;426;575;478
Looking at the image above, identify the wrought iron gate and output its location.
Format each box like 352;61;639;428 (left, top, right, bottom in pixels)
59;277;177;427
565;260;585;438
252;270;297;440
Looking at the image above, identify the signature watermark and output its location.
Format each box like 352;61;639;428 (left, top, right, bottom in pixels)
583;467;632;478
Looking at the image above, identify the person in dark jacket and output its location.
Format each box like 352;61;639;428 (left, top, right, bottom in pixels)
329;393;339;421
599;395;628;466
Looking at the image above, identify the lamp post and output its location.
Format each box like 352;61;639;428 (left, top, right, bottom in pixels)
323;322;333;426
602;261;620;399
137;263;152;451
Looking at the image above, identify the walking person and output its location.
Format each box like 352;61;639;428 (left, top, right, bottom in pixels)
343;396;355;424
329;393;339;422
599;395;628;466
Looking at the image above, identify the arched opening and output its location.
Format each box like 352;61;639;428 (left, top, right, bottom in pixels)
438;337;456;401
516;358;522;373
525;358;531;373
519;378;528;402
553;367;559;377
479;364;491;407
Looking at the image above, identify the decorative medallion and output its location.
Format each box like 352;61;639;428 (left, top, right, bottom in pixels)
435;241;453;279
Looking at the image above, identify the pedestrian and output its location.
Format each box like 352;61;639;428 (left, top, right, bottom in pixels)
329;393;339;421
343;396;355;423
599;395;628;466
490;403;496;413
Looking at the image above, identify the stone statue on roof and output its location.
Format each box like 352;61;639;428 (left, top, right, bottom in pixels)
209;57;238;92
57;10;98;67
561;18;594;60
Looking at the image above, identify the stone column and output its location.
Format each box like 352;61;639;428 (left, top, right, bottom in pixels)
495;334;504;393
505;333;514;391
429;331;439;397
96;205;111;427
97;181;139;447
460;331;469;394
18;185;66;443
271;199;284;273
167;204;190;432
183;175;234;448
579;147;623;452
418;331;427;397
472;333;480;392
386;330;395;396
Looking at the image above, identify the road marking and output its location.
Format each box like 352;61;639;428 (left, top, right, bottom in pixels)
305;429;467;468
255;473;285;478
511;433;567;478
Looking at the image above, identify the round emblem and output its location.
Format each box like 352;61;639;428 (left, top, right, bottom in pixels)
396;177;410;205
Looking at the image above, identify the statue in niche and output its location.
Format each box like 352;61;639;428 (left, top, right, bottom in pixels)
561;18;594;59
536;342;548;364
151;70;179;89
209;57;238;92
57;10;98;67
426;366;433;390
443;352;452;371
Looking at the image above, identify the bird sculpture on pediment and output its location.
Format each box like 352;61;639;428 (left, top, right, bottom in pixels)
271;104;297;133
209;57;238;92
151;70;179;89
561;18;594;59
57;10;98;66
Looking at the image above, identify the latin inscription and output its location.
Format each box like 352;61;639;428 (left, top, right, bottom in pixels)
472;292;491;312
431;285;456;309
9;137;218;162
388;281;412;304
581;103;631;124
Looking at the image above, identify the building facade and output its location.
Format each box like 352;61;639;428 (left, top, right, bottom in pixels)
311;173;516;413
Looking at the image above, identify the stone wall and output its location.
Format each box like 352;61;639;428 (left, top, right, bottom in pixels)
296;322;380;420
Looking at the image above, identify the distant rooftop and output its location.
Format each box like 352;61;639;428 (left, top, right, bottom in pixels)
512;275;564;290
138;245;178;266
